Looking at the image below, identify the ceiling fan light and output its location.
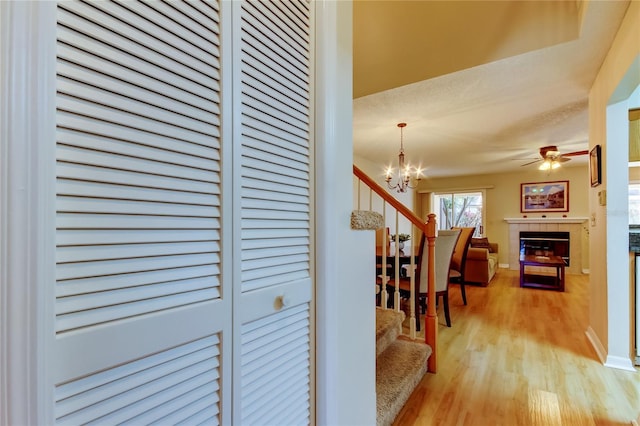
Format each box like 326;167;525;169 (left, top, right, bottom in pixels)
538;159;561;171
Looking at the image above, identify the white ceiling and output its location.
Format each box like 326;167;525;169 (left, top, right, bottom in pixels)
352;0;631;179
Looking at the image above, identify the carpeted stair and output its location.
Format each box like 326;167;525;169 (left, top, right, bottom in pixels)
375;307;432;426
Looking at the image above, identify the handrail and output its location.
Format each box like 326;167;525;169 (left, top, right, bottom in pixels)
353;165;426;234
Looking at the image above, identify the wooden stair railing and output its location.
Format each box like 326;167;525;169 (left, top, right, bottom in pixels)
353;165;439;373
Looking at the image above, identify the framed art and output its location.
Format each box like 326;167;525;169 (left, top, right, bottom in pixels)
590;144;602;187
520;180;569;213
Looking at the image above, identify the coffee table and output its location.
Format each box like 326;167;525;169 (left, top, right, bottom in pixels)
519;255;565;291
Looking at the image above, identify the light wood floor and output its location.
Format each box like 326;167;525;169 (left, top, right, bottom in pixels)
394;269;640;426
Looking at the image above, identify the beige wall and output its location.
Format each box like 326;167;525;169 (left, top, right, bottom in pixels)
415;165;590;268
588;0;639;356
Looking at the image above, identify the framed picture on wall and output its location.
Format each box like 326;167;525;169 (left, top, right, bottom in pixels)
590;144;602;187
520;180;569;213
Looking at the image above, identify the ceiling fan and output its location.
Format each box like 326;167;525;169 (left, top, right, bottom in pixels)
521;145;589;170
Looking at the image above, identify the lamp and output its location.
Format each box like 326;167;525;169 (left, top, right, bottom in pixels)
384;122;423;192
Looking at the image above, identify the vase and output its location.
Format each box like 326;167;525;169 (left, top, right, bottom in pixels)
398;242;405;251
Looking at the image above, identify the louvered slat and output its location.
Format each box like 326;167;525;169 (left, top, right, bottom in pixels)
56;276;220;316
56;229;220;246
57;164;219;195
241;229;309;245
56;113;220;157
57;128;219;171
56;252;219;281
56;264;218;297
57;182;219;209
57;94;218;147
57;196;217;218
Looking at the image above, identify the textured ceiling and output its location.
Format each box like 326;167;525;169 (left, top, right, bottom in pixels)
352;0;630;179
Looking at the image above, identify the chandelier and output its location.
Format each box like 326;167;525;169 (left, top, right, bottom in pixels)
384;122;423;192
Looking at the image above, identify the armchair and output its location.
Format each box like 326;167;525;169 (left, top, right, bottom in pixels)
464;242;499;286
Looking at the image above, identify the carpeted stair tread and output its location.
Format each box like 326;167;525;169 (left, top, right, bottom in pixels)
376;339;431;426
376;308;405;357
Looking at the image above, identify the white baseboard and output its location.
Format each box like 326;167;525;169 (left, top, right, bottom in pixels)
605;355;637;372
499;263;509;269
585;327;637;372
585;326;607;364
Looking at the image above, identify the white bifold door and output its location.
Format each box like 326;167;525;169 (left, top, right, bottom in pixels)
51;1;313;424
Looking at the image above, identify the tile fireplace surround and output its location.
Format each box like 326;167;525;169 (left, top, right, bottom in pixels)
505;217;588;275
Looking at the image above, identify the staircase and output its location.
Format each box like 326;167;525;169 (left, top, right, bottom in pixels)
375;307;432;426
352;165;437;424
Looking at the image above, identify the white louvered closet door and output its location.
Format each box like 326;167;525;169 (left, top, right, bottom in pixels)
234;1;314;425
53;1;231;424
50;0;313;423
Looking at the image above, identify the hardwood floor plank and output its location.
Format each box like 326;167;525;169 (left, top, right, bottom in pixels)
394;269;640;425
528;389;561;426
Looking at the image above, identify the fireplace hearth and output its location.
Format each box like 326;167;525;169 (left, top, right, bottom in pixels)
519;231;570;266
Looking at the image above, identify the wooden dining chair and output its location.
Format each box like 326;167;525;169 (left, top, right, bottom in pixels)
388;228;460;329
449;227;476;305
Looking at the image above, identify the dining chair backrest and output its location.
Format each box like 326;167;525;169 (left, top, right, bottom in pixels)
418;229;461;294
450;227;475;275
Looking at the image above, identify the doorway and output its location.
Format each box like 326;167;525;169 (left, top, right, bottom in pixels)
605;55;640;370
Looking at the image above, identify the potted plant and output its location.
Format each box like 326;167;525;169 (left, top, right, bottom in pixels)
390;233;411;250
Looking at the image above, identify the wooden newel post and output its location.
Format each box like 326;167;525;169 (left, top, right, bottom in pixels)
424;213;438;373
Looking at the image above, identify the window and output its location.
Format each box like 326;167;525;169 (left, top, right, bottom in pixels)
629;182;640;224
434;191;485;237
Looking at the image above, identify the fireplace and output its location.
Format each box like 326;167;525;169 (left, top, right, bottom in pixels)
519;231;570;266
506;217;587;274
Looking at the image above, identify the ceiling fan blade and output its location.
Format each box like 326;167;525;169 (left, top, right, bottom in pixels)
558;156;571;163
562;150;589;157
521;159;542;167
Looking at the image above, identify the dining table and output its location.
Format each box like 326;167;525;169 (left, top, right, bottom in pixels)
375;247;419;278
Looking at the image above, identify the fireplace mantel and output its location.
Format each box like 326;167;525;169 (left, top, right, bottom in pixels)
504;217;588;224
